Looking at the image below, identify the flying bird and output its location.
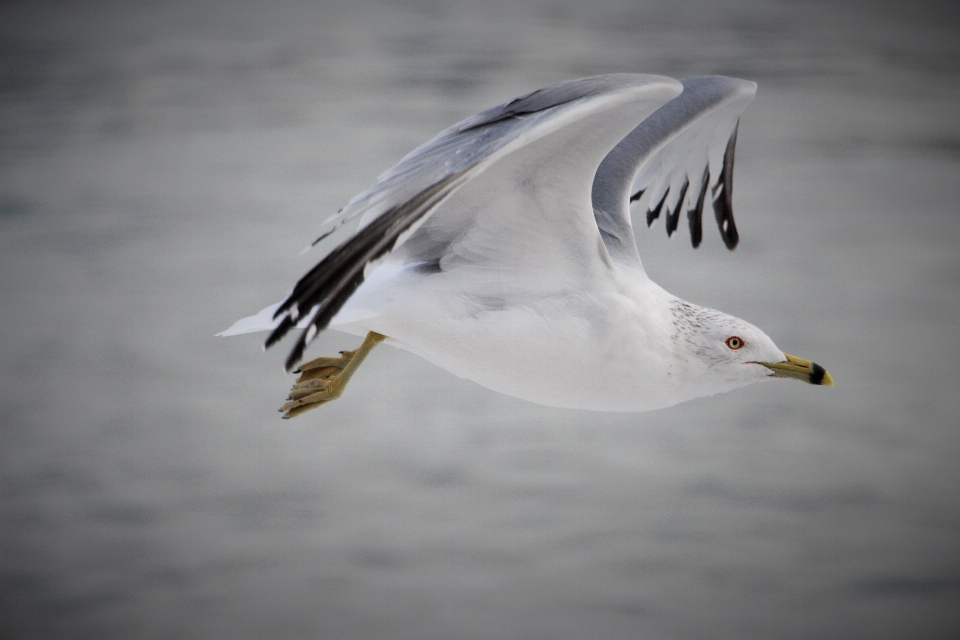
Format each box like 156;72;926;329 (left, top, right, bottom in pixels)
220;74;833;418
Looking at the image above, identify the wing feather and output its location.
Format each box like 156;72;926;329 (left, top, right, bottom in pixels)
268;74;682;370
592;75;756;265
711;120;741;249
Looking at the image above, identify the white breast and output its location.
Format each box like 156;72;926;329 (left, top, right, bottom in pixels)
335;264;705;411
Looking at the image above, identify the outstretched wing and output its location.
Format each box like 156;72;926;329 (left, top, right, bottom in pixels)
591;76;756;267
267;74;683;370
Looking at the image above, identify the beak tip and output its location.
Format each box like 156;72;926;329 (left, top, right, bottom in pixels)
765;354;834;387
809;362;831;386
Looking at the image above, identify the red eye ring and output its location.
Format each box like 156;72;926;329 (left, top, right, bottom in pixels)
726;336;744;350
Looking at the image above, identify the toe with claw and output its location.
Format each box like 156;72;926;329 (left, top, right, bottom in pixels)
279;331;386;419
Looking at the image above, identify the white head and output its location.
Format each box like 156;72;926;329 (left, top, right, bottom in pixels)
670;299;832;401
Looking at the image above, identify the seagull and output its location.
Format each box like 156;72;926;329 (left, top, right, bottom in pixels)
220;73;833;418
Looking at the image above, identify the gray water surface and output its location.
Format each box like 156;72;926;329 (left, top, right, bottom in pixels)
3;1;960;638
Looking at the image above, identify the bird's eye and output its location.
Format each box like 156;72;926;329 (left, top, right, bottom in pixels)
725;336;744;350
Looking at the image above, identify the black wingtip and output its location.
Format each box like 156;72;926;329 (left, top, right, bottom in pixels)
713;195;739;250
713;120;740;251
281;269;366;372
646;188;669;227
688;167;709;248
665;179;689;238
267;172;466;372
265;315;295;350
687;209;702;248
284;335;307;373
629;188;645;203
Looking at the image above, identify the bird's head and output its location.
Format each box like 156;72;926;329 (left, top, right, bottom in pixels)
671;301;833;392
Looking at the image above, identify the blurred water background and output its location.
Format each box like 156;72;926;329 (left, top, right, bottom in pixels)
3;0;960;638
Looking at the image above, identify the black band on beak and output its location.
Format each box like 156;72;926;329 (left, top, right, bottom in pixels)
809;363;827;386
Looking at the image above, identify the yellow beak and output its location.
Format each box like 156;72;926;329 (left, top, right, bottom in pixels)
760;353;834;386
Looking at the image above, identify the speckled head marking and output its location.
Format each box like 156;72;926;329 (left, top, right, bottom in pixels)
670;299;748;365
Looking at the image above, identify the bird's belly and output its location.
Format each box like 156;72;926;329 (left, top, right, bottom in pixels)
342;291;687;412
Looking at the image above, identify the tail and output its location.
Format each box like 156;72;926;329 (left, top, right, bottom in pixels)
217;301;290;337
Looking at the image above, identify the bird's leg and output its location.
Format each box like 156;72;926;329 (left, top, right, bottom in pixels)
280;331;387;419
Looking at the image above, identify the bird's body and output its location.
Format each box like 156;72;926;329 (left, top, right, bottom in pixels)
333;264;766;412
340;265;677;411
221;73;832;415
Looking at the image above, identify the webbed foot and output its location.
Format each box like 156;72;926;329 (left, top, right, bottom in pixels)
280;331;386;418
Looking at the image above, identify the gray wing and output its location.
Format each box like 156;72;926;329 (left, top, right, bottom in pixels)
591;76;757;266
267;74;682;370
309;75;669;246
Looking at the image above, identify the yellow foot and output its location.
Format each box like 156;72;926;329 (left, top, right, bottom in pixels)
279;331;386;419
